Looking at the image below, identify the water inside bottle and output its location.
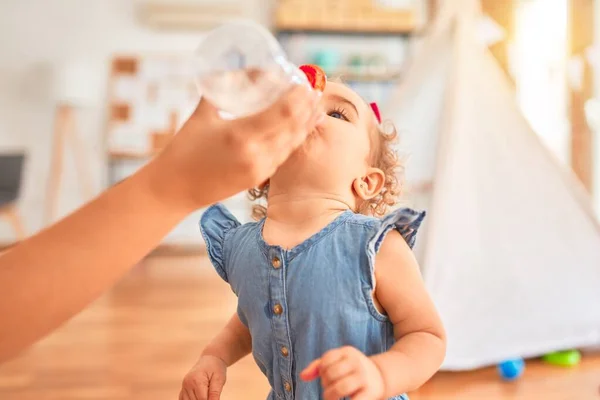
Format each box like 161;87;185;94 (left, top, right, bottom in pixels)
198;65;298;119
194;20;309;119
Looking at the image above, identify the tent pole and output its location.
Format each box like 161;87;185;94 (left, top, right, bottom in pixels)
481;0;515;79
568;0;595;194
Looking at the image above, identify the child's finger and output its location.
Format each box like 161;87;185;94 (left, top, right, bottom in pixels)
320;347;348;370
207;376;225;400
195;382;208;400
320;358;355;387
188;388;200;400
300;359;322;381
322;374;362;400
349;389;371;400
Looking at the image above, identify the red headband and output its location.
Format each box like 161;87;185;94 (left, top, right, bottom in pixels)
370;102;382;124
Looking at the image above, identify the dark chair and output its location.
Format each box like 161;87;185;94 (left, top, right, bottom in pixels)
0;153;26;240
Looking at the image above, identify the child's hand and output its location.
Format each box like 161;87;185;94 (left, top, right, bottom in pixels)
179;355;227;400
300;346;385;400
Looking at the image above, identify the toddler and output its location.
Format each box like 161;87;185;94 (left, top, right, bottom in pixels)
181;79;446;400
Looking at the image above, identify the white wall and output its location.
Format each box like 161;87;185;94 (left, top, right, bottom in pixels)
0;0;267;242
595;0;600;215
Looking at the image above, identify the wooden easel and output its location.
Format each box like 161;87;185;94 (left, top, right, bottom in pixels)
0;204;25;241
44;103;94;224
150;110;179;153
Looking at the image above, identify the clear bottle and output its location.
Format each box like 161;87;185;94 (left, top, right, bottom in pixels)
193;20;311;119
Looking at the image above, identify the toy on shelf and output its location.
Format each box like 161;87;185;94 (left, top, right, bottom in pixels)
542;350;581;367
348;54;364;73
312;50;341;75
365;54;388;75
497;358;525;381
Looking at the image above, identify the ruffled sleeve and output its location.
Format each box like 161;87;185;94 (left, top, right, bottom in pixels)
199;204;241;282
370;208;426;253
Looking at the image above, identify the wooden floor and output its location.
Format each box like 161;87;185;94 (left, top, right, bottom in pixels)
1;256;598;400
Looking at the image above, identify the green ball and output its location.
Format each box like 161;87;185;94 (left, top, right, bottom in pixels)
542;350;581;367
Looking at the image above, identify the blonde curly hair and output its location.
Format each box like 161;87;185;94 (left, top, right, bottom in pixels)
248;118;403;220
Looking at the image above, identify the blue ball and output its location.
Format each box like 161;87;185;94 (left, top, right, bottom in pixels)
497;358;525;381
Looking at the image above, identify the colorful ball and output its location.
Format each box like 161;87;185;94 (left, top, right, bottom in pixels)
497;358;525;381
542;350;581;367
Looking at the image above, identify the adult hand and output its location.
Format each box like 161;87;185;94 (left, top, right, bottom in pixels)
151;85;324;212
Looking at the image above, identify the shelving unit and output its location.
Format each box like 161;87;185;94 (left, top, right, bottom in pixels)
105;54;204;252
106;55;196;167
105;54;199;181
323;66;403;82
104;54;252;253
273;0;422;105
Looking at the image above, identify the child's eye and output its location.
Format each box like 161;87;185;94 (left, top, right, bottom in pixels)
328;108;349;121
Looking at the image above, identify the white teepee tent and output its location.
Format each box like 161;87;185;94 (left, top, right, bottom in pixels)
385;0;600;370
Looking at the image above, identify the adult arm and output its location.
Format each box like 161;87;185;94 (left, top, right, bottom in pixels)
0;86;322;362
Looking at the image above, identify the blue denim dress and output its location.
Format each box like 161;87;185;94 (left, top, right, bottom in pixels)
200;204;425;400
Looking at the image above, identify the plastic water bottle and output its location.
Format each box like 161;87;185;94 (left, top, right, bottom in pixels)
193;20;311;119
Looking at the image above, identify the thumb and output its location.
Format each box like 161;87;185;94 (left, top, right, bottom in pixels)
207;375;226;400
300;359;322;381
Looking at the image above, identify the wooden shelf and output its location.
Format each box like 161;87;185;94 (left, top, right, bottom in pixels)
330;68;402;82
276;27;415;37
275;0;418;37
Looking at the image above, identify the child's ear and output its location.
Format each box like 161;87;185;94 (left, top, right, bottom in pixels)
353;168;385;200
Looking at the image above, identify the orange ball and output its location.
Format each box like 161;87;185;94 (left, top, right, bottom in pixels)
299;64;327;92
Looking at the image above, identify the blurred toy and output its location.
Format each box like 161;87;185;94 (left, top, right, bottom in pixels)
366;54;388;75
348;54;364;74
312;50;340;75
497;358;525;381
299;64;327;92
542;350;581;367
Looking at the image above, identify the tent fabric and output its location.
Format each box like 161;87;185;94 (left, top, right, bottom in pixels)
385;0;600;370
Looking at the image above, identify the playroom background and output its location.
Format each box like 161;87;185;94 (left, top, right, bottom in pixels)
1;0;600;399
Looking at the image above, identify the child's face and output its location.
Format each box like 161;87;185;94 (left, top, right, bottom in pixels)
270;82;383;205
